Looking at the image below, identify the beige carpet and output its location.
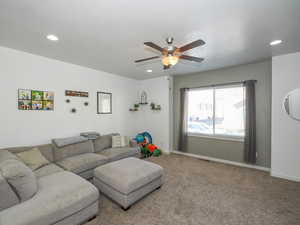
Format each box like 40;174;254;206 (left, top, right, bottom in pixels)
86;154;300;225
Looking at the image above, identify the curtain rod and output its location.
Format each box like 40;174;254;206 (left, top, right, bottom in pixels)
184;80;257;90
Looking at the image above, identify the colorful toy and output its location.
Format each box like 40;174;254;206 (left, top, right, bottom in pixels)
153;149;162;157
135;132;162;157
135;134;145;144
147;144;157;153
135;132;153;146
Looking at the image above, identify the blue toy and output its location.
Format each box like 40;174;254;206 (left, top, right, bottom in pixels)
135;132;153;145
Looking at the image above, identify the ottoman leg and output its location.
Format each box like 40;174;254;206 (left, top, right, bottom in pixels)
121;206;131;211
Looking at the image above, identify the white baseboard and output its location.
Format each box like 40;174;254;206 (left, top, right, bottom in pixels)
270;171;300;182
172;150;270;172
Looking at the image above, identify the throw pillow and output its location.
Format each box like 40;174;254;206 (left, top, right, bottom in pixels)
16;147;50;170
112;136;129;148
0;159;38;202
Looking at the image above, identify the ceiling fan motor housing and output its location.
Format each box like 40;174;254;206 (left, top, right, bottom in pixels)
166;37;174;45
135;37;205;69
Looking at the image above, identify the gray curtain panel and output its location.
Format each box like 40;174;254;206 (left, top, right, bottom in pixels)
243;80;256;164
178;88;189;152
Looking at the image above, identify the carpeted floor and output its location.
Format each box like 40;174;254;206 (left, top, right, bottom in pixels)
86;154;300;225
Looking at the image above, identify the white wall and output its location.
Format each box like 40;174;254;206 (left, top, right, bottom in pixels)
0;46;139;147
272;52;300;182
135;76;172;153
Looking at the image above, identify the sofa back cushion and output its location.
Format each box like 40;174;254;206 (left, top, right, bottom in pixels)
0;150;20;210
0;173;20;210
3;144;54;162
53;140;94;161
112;136;130;148
16;147;50;170
0;149;18;163
0;159;38;202
93;133;119;153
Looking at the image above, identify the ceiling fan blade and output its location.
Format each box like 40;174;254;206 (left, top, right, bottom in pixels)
163;65;171;70
180;55;204;63
144;42;165;53
134;56;160;63
178;39;205;52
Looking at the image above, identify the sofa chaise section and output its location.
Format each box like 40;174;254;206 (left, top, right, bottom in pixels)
99;147;140;162
56;153;108;179
0;171;99;225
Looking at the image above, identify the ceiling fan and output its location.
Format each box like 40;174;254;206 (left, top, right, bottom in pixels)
135;37;205;70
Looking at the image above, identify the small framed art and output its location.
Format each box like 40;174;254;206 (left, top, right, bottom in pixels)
97;92;112;114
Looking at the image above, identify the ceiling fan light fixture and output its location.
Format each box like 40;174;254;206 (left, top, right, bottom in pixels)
270;40;282;46
162;55;179;66
135;38;205;68
46;34;59;41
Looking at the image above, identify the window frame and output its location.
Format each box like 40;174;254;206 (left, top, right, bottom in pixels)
187;84;245;142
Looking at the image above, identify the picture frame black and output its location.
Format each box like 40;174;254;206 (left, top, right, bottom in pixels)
18;89;54;111
97;92;112;114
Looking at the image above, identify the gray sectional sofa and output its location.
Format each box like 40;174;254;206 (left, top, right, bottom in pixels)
0;133;140;225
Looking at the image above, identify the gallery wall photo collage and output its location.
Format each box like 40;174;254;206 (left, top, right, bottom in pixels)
18;89;54;110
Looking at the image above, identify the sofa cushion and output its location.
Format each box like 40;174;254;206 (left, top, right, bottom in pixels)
0;150;17;163
3;144;54;162
53;140;94;161
0;174;20;211
16;147;50;171
93;134;112;153
94;157;163;194
34;163;64;178
0;159;37;202
56;153;108;174
52;136;88;148
0;171;99;225
93;133;120;153
98;147;140;162
112;136;130;148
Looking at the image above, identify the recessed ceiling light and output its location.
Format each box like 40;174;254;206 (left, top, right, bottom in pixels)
47;34;59;41
146;69;152;73
270;40;282;46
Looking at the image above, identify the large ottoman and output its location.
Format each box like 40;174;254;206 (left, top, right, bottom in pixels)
93;157;163;210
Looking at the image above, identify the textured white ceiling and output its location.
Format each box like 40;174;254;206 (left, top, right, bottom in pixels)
0;0;300;79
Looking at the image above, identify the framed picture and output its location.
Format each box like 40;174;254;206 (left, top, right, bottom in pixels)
80;92;89;97
18;89;54;111
43;91;54;100
43;100;54;110
97;92;112;114
18;89;31;100
65;90;89;97
32;100;43;110
32;90;43;101
18;100;32;110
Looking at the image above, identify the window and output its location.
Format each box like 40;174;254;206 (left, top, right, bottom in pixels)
187;84;245;139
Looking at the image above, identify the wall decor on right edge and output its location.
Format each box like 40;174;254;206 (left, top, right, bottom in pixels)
283;88;300;121
97;92;112;114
